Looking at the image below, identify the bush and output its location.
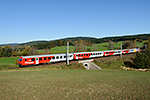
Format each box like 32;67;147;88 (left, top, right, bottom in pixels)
15;59;19;65
131;52;149;69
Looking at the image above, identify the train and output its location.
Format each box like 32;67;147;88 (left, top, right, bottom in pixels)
18;48;140;67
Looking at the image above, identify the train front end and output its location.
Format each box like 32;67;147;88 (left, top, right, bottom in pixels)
18;57;23;67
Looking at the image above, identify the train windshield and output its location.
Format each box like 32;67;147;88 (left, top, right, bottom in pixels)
18;58;22;61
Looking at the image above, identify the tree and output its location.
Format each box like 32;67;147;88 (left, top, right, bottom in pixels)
148;37;150;49
122;41;131;49
139;39;143;43
145;37;150;67
28;47;38;55
12;50;17;56
22;46;30;56
0;47;2;57
58;40;62;46
122;40;136;49
108;41;114;50
74;40;87;52
1;46;12;57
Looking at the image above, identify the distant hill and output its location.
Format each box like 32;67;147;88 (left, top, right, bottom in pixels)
18;41;48;46
18;37;96;46
0;43;18;47
57;37;96;42
1;33;150;47
92;33;150;43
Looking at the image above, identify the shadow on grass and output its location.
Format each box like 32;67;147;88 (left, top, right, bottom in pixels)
124;61;134;68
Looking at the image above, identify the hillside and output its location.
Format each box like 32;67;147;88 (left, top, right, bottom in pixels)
0;43;18;47
20;33;150;46
92;33;150;43
1;33;150;46
18;40;48;46
18;37;96;46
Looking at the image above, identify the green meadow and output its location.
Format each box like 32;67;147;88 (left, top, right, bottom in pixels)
0;57;19;70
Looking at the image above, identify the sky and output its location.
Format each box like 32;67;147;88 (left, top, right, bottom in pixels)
0;0;150;44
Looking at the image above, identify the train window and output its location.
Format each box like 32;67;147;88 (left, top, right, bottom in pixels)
84;54;85;56
64;56;66;58
60;56;62;59
81;54;83;57
87;54;88;56
56;56;59;59
52;57;55;59
19;58;22;61
48;57;51;60
70;55;72;57
39;58;42;61
96;53;97;55
44;57;47;60
25;59;27;61
76;55;78;57
31;58;35;61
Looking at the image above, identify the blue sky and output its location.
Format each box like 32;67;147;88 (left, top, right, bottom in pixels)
0;0;150;44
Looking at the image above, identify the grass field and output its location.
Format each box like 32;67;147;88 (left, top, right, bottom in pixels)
0;57;19;65
0;70;149;99
0;57;19;70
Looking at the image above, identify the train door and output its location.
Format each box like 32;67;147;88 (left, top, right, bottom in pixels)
36;57;39;65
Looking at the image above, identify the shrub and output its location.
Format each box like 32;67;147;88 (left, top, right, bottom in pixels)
131;52;149;69
15;59;19;65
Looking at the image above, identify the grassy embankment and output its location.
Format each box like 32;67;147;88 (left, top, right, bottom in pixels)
0;70;150;99
94;54;136;70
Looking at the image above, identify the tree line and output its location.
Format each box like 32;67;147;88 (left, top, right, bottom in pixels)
0;34;150;57
0;45;39;57
30;34;149;49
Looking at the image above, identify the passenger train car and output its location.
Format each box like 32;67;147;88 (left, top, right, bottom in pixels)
73;51;103;60
18;48;139;67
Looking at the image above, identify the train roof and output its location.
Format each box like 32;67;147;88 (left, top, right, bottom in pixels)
19;48;137;59
73;51;103;54
21;53;67;58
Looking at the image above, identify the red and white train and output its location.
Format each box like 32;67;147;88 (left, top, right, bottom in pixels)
18;48;140;67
